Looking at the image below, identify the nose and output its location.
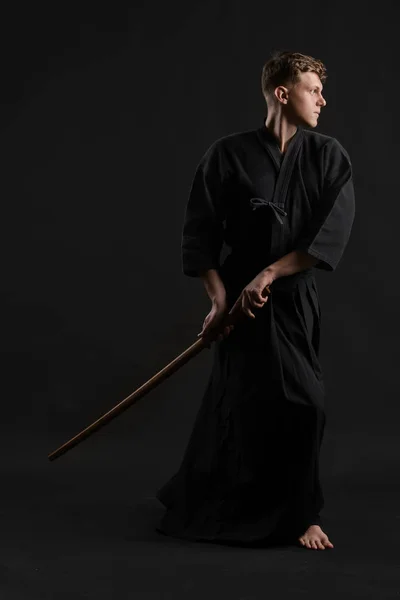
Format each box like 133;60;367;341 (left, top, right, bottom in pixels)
318;94;327;107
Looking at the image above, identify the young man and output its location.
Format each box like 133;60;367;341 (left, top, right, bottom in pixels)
156;51;355;550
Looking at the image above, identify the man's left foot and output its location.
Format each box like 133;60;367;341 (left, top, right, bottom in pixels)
298;525;334;550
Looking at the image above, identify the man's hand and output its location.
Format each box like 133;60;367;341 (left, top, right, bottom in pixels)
197;297;234;347
230;268;275;319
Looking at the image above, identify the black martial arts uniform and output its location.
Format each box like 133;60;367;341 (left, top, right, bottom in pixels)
155;120;355;545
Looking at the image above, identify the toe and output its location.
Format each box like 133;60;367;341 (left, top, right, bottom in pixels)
316;540;325;550
310;540;318;549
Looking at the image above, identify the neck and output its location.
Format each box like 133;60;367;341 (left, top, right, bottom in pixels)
264;113;298;153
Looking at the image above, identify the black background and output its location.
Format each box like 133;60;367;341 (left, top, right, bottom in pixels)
1;2;399;598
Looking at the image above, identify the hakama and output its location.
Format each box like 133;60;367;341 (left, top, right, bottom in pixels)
155;121;355;544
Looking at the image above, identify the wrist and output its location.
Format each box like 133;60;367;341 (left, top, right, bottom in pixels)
262;265;279;281
212;292;227;307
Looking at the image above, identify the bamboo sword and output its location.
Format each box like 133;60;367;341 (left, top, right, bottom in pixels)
47;284;271;461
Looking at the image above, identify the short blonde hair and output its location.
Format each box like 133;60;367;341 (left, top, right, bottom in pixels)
261;50;327;98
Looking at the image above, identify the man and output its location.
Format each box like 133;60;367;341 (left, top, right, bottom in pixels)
156;51;355;551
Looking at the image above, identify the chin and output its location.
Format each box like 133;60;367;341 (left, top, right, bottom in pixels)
303;119;318;129
295;116;317;128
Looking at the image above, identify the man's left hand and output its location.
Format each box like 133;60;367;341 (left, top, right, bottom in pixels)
229;268;276;319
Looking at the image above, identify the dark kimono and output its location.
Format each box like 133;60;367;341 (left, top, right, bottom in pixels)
155;121;355;545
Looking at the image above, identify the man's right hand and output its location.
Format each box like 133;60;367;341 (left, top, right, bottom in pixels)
196;298;234;347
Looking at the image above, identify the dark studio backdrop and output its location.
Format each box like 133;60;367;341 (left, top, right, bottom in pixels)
1;0;399;567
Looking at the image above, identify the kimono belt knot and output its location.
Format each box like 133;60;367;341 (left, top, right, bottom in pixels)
249;197;287;225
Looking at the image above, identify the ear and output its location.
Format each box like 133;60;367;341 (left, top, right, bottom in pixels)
274;85;289;105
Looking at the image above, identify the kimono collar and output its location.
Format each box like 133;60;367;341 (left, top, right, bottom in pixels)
256;120;304;176
254;119;305;216
257;119;303;156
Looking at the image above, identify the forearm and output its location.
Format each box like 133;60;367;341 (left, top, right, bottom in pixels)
199;268;226;303
263;250;320;280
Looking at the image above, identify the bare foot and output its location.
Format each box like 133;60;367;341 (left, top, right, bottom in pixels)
298;525;334;550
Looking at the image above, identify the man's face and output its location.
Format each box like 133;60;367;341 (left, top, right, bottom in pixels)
282;71;327;127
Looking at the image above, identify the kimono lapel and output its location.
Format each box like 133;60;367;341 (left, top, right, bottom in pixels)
256;122;304;210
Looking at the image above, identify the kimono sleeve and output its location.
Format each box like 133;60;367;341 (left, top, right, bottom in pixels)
181;141;229;277
295;138;355;271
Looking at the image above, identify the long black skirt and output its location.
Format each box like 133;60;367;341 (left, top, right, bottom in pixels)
155;267;326;546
